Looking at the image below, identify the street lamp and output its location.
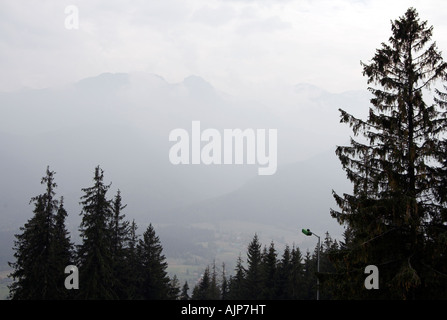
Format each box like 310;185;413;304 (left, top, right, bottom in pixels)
302;228;320;300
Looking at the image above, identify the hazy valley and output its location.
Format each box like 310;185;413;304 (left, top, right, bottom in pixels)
0;72;371;296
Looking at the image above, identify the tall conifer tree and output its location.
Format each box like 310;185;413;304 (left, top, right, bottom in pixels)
137;223;171;299
109;190;130;299
53;197;74;299
244;234;263;299
125;219;140;299
331;8;447;299
9;167;70;299
220;263;229;300
276;245;292;299
227;255;245;300
77;166;116;299
290;246;304;300
261;242;278;299
180;281;190;300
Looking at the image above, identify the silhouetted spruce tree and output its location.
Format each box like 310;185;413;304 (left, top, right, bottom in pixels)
125;219;140;299
77;166;117;299
227;255;245;299
8;167;69;299
168;275;181;300
318;232;337;300
220;263;229;300
209;261;221;300
290;246;305;299
302;250;316;300
53;197;74;299
191;263;221;300
109;190;130;299
278;245;293;300
244;234;263;299
331;8;447;299
323;227;360;299
192;265;211;300
180;281;190;300
137;223;170;299
260;242;278;299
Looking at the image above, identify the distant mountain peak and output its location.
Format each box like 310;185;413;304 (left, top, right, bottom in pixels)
293;82;329;98
183;75;214;93
75;72;130;91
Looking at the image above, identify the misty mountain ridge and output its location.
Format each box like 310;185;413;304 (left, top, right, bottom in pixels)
0;72;368;269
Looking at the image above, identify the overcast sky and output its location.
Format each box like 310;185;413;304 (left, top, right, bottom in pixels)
1;0;447;98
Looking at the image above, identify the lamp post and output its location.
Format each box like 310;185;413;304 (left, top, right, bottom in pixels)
302;228;320;300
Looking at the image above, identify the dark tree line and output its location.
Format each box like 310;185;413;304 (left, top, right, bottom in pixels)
189;233;339;300
8;166;179;300
6;165;339;301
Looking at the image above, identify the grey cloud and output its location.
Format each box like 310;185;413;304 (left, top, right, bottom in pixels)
236;15;291;34
191;5;238;27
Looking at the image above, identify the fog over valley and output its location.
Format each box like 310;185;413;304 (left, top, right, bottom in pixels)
0;72;371;276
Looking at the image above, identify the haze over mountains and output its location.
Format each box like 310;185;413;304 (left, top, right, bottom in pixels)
0;72;371;269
